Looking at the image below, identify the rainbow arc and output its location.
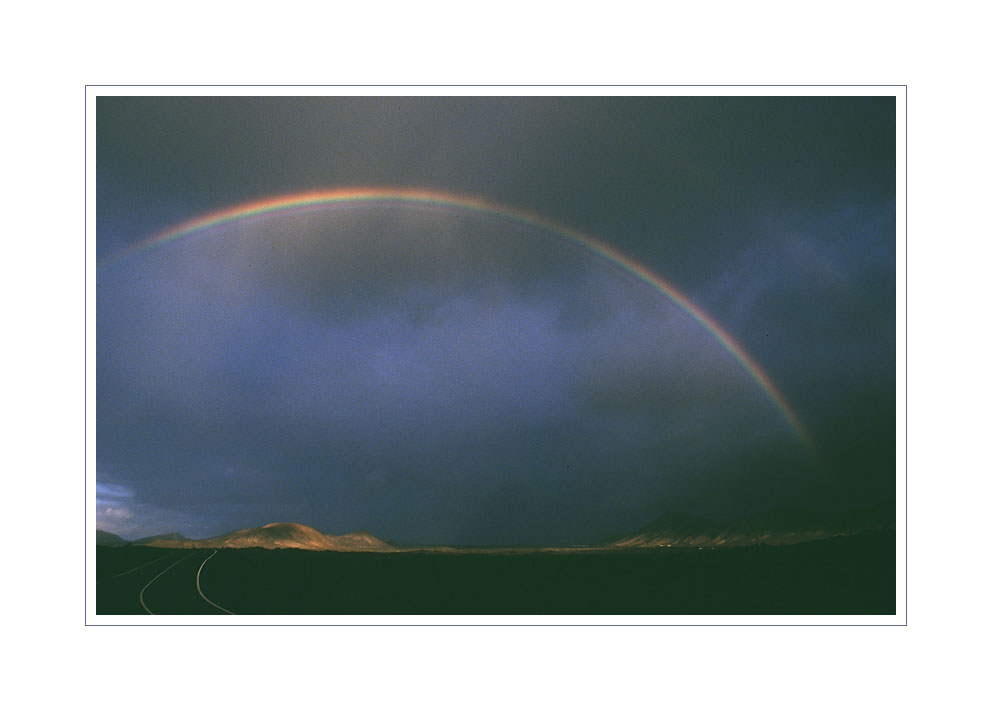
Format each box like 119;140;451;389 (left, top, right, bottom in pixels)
99;188;816;454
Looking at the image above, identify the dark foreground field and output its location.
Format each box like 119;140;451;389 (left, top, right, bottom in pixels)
96;531;895;615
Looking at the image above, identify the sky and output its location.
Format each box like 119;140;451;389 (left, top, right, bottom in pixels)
95;95;896;545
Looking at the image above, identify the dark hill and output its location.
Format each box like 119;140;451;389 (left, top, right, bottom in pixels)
95;530;129;547
132;532;188;545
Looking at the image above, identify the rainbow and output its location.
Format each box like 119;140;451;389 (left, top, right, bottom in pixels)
99;188;816;454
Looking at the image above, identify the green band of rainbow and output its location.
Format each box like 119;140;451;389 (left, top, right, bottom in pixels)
99;188;816;454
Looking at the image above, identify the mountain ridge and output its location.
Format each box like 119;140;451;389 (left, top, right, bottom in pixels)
143;521;394;551
608;504;895;548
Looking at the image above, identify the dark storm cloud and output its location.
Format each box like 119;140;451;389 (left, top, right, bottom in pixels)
96;95;895;543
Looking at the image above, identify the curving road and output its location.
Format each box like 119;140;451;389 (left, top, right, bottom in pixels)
97;548;237;615
195;550;235;614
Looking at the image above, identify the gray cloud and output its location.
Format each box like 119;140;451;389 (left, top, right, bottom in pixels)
96;96;895;543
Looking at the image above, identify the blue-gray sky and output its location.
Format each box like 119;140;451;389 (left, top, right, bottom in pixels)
96;96;895;544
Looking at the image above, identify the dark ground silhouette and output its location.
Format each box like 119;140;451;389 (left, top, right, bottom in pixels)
96;530;894;615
